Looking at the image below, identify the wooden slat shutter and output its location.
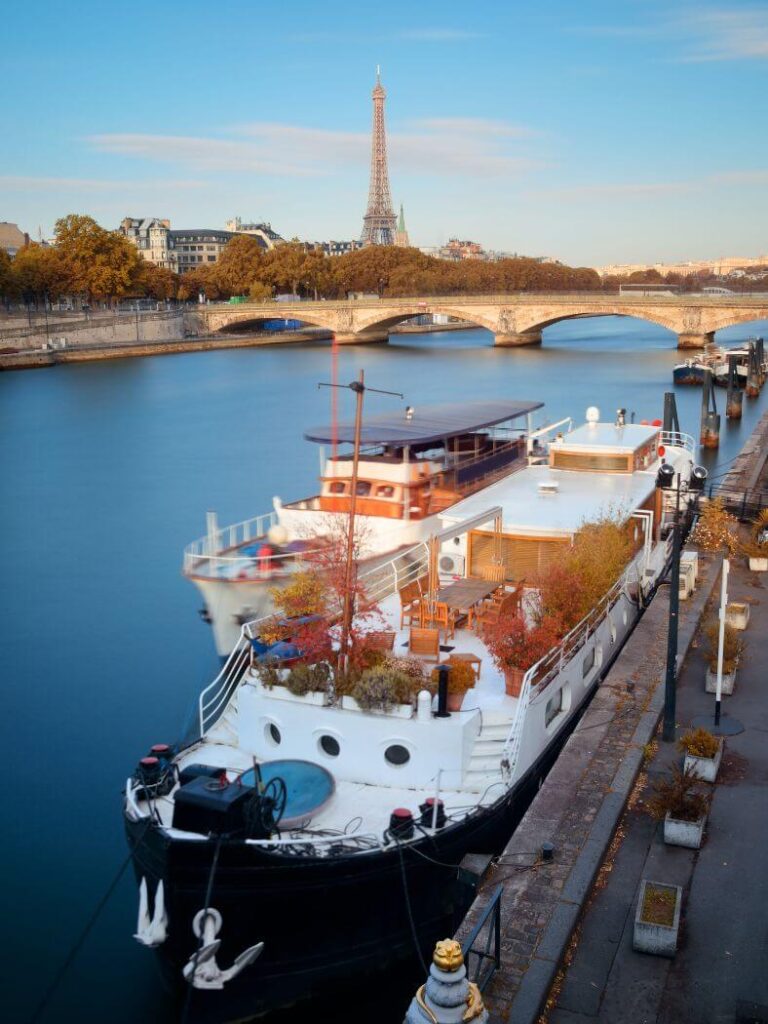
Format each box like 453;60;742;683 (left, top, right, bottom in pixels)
469;530;569;582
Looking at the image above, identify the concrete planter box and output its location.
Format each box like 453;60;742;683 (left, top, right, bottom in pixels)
341;695;413;718
725;602;750;630
684;739;723;783
633;880;682;957
748;556;768;571
705;666;736;695
664;812;706;849
266;685;328;705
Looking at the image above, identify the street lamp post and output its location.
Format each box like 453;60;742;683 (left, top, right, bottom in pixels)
662;474;682;742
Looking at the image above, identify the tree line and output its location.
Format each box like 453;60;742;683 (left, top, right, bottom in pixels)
2;213;763;307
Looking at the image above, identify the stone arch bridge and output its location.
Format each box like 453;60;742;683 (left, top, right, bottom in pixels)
186;294;768;349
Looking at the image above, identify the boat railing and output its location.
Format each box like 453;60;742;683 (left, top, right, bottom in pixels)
659;430;696;456
500;571;631;779
198;632;252;735
183;511;278;571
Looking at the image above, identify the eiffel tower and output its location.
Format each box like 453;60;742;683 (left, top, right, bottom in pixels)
360;68;397;246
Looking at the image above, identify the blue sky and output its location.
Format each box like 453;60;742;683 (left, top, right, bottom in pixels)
2;0;767;265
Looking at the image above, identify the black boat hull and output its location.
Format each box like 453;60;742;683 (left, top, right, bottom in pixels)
125;757;549;1023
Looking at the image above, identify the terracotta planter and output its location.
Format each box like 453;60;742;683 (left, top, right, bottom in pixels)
504;666;525;698
447;691;465;712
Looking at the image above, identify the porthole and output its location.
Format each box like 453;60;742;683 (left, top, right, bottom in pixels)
384;744;410;766
319;734;340;758
265;722;281;746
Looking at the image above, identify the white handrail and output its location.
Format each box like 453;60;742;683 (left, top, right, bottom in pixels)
659;430;696;456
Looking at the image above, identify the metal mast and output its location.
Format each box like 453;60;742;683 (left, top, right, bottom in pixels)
360;67;397;245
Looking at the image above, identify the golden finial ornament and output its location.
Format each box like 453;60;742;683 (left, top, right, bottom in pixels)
433;939;464;972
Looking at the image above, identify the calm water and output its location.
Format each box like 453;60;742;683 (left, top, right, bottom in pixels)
2;316;766;1023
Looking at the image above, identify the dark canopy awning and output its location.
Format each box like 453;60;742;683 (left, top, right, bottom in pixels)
304;400;543;447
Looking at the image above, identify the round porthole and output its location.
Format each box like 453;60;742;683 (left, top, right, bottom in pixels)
384;744;410;766
265;722;281;746
319;734;340;758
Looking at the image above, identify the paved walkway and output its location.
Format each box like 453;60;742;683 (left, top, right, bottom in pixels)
547;555;768;1024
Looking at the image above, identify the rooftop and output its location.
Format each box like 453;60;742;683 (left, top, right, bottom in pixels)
304;400;543;447
558;421;659;454
440;464;657;536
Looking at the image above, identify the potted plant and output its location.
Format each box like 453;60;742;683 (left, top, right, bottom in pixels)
703;620;743;695
633;880;683;957
283;662;331;705
678;727;723;782
646;765;709;849
345;665;416;717
690;496;738;554
725;601;750;631
484;611;563;697
740;509;768;571
430;660;475;712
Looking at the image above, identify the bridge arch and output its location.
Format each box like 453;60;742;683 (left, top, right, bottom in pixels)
704;310;768;335
353;305;498;336
210;310;338;335
514;307;681;338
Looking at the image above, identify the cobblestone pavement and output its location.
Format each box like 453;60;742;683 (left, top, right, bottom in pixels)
547;554;768;1024
454;554;719;1024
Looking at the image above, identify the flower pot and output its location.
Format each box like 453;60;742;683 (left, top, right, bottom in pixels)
504;666;525;698
633;880;682;957
447;692;465;712
748;556;768;571
663;812;706;849
684;739;723;783
705;666;736;695
725;602;750;631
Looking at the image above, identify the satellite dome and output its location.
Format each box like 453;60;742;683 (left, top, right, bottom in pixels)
585;406;600;424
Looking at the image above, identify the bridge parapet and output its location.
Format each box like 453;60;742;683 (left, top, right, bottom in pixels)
186;294;768;348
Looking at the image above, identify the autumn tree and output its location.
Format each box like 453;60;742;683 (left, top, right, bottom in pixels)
54;214;142;301
260;242;316;297
0;249;16;302
132;261;179;300
11;243;68;304
210;234;265;296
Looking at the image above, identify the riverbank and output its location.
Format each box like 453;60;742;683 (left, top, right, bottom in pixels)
0;328;334;370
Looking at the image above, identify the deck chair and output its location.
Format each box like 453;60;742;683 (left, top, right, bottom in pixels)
422;601;455;641
408;626;440;662
399;582;423;629
474;592;519;633
364;630;396;653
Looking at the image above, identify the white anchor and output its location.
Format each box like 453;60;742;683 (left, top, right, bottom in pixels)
134;877;168;947
182;908;264;990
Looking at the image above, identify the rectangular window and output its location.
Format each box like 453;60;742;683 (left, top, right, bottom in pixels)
582;647;596;677
545;689;563;727
207;255;216;261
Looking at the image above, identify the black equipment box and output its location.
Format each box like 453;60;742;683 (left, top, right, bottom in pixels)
178;763;226;787
172;776;252;835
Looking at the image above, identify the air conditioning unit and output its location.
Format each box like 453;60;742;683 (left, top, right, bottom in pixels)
439;553;465;576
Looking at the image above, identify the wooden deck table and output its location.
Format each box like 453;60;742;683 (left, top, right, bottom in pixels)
434;578;500;624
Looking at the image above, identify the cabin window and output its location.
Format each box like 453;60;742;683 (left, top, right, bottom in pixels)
384;744;410;766
265;722;281;746
329;481;347;495
319;735;340;758
355;481;372;496
376;484;396;498
545;689;564;727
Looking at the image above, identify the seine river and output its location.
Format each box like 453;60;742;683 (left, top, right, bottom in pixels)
2;316;766;1023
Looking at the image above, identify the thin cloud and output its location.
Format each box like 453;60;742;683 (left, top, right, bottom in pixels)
89;118;543;180
678;7;768;61
399;28;485;41
0;175;205;191
526;170;768;200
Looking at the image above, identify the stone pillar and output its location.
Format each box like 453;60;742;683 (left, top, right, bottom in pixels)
677;332;714;349
494;329;542;347
333;331;389;345
404;939;488;1024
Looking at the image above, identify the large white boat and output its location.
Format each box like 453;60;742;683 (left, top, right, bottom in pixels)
125;400;702;1022
184;400;548;657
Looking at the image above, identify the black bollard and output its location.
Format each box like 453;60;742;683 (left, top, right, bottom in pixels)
434;663;451;718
